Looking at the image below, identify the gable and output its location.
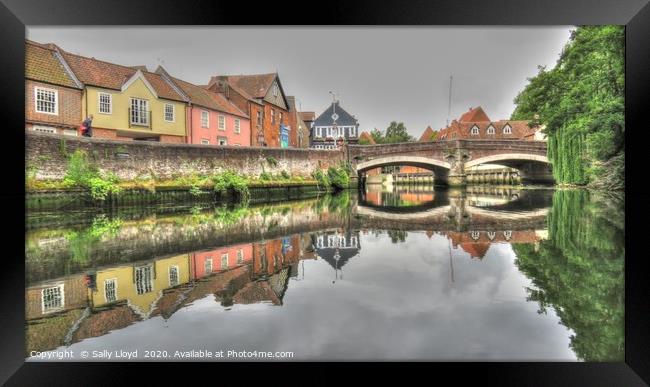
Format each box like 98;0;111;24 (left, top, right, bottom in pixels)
263;79;287;109
313;102;358;127
122;75;158;99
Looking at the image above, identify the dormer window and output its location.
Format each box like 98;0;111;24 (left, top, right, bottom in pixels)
503;124;512;134
487;125;495;134
470;125;480;135
273;84;279;97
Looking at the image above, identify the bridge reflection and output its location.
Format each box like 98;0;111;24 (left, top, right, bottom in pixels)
25;188;553;355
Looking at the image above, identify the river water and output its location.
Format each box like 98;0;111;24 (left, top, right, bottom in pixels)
25;185;624;361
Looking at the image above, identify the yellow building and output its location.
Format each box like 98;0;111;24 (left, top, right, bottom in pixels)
92;254;191;318
57;46;188;142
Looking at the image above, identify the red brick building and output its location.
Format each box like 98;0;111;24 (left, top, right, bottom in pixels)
25;40;83;136
206;73;291;147
286;96;310;148
431;106;543;141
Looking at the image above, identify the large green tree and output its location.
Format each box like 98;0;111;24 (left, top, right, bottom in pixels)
371;122;415;144
511;26;624;189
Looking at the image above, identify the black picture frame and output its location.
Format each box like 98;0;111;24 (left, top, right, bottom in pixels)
1;0;648;385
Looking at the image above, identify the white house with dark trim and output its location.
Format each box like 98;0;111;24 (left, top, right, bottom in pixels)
310;100;360;149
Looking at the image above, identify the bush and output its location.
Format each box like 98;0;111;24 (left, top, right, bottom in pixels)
280;170;290;180
213;171;250;202
312;169;330;190
259;172;272;181
63;149;121;201
328;166;350;191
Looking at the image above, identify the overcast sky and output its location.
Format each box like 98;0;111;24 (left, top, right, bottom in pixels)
27;27;573;137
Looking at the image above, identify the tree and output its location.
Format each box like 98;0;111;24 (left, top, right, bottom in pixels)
511;26;624;189
385;121;414;143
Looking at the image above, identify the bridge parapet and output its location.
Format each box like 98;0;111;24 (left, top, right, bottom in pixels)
348;140;551;185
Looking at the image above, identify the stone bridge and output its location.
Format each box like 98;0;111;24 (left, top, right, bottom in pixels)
347;140;553;185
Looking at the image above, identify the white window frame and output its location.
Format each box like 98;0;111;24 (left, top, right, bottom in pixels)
34;86;58;115
41;284;65;314
503;124;512;134
63;129;78;137
201;110;209;128
201;139;210;145
168;265;180;287
104;278;118;303
98;92;112;114
32;125;56;134
487;125;495;134
221;253;229;269
164;103;175;122
237;249;244;264
130;98;149;126
470;125;480;135
218;137;227;146
234;118;241;134
205;258;213;275
218;115;226;131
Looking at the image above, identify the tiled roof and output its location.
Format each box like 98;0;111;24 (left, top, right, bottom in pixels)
25;40;80;88
459;106;490;122
58;48;185;102
419;126;435;142
217;73;277;99
438;120;537;140
299;112;315;121
168;74;248;118
460;243;491;259
359;131;376;144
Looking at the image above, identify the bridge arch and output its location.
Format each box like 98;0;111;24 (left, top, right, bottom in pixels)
464;153;549;169
356;156;451;173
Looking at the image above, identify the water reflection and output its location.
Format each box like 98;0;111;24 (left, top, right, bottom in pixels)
25;188;623;361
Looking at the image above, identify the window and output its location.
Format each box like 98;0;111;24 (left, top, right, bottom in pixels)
135;265;153;295
271;109;275;124
350;126;357;137
98;92;112;114
470;125;480;135
237;249;244;264
470;231;481;240
32;126;55;134
104;279;117;303
221;253;229;269
487;231;496;240
164;104;175;122
201;110;209;128
169;265;179;287
218;137;227;145
201;139;210;145
130;98;149;126
205;258;213;275
41;284;64;313
503;124;512;134
257;111;262;126
273;83;279;96
487;125;495;134
234;119;240;133
218;115;225;131
63;129;78;137
279;112;283;124
35;87;58;114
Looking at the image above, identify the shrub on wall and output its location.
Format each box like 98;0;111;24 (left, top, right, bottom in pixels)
212;171;250;202
63;149;121;201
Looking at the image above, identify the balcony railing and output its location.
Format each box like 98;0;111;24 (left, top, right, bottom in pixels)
128;109;152;128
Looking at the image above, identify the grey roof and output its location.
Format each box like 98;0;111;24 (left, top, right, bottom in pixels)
313;102;358;127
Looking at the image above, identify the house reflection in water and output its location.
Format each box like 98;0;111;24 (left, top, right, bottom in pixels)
25;233;317;355
311;230;361;283
431;229;548;260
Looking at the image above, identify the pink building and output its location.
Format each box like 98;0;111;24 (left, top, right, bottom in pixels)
156;66;251;146
190;243;254;280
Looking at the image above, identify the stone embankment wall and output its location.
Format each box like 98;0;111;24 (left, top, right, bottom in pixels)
26;131;346;180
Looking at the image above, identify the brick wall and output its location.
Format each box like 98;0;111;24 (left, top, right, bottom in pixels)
26;130;345;181
25;80;82;129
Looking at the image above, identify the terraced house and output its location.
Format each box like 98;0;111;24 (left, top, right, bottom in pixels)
53;43;188;142
25;40;83;136
206;73;291;147
155;66;251;146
